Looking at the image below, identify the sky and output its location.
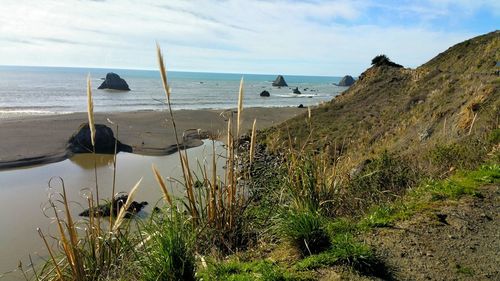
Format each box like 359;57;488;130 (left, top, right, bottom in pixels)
0;0;498;76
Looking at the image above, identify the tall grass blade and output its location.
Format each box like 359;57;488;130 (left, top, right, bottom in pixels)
249;118;257;165
236;77;244;138
86;75;96;148
113;178;143;232
152;164;173;206
37;228;63;280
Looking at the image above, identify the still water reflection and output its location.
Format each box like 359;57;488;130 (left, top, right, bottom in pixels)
0;140;224;279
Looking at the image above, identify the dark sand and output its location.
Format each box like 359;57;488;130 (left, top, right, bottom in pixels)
0;107;303;169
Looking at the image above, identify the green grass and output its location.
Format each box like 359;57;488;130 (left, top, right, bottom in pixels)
278;210;331;256
198;260;305;281
295;233;378;276
360;163;500;228
138;209;196;281
456;264;475;276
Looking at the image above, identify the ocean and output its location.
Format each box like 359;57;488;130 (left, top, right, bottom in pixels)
0;65;344;118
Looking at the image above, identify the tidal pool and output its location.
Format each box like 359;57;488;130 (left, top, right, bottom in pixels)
0;140;225;279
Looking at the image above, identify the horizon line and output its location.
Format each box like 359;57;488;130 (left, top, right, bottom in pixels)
0;64;347;78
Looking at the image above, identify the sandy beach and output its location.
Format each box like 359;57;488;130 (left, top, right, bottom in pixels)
0;107;303;170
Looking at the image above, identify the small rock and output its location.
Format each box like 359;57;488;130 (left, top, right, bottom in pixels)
260;90;270;97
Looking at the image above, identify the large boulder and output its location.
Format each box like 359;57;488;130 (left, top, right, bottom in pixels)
67;123;132;154
292;87;301;94
260;90;270;97
337;75;355;87
272;75;288;87
98;73;130;91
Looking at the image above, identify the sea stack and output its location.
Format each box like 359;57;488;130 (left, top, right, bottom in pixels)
272;75;288;87
337;75;355;87
98;72;130;91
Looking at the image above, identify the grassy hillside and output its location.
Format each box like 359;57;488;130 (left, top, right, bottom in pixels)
261;30;499;175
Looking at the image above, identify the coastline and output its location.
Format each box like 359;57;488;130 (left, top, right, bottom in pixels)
0;107;304;170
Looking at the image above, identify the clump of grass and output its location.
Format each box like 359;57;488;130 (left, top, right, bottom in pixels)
294;233;374;272
280;149;342;216
153;45;255;254
198;259;300;281
278;210;330;256
138;209;196;281
455;264;475;276
342;151;418;216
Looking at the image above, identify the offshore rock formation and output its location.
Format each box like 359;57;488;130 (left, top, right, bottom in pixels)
98;72;130;91
272;75;288;87
337;75;355;86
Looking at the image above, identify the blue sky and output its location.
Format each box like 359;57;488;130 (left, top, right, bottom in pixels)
0;0;497;76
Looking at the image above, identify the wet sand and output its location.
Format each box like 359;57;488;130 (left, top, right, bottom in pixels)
0;107;303;170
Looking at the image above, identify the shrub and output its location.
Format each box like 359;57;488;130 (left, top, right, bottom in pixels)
279;210;330;256
343;152;418;216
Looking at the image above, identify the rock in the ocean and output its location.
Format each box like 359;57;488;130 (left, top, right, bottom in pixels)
292;87;302;94
79;194;148;218
298;104;305;108
98;72;130;91
67;123;132;154
336;75;355;87
260;90;270;97
272;75;288;87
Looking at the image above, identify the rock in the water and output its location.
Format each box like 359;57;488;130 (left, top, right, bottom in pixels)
272;75;288;87
292;87;301;94
68;123;132;154
337;75;355;87
98;72;130;91
260;90;270;97
298;104;305;108
79;194;148;218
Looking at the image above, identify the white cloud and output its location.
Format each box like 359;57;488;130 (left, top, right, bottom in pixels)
0;0;495;75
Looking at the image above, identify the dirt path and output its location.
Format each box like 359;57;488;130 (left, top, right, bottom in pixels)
363;185;499;281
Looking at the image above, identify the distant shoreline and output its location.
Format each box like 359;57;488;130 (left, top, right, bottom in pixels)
0;107;304;170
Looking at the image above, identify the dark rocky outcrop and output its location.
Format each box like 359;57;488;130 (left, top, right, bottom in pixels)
298;104;305;108
98;73;130;91
336;75;355;87
292;87;302;94
272;75;288;87
67;123;132;154
79;194;148;218
260;90;270;97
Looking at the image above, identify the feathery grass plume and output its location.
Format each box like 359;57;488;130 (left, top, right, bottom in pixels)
152;164;173;206
87;75;96;147
156;42;171;100
249;118;257;165
236;77;244;138
113;177;143;232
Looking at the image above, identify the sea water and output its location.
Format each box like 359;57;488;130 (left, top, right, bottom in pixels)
0;65;344;118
